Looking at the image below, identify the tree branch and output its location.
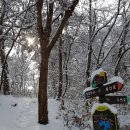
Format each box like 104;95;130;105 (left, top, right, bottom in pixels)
4;3;36;20
97;0;121;65
44;2;54;46
99;28;124;66
115;47;130;73
36;0;44;47
47;0;79;52
0;0;32;91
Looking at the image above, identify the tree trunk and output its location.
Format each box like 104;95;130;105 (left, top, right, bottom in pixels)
115;15;130;76
0;30;10;95
38;50;50;124
57;36;63;100
0;0;10;94
86;0;92;87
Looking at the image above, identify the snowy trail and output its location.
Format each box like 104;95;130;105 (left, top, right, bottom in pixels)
14;99;37;130
0;96;68;130
1;95;129;130
14;98;64;130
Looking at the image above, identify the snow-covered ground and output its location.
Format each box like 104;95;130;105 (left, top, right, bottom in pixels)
0;95;130;130
0;95;82;130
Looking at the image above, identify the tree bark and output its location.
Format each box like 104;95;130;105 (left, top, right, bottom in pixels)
57;36;63;100
0;0;10;94
86;0;92;87
38;50;50;124
0;41;10;94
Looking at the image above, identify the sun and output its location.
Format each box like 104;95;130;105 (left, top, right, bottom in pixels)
27;37;34;46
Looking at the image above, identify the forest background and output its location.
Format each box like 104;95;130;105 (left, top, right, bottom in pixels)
0;0;130;129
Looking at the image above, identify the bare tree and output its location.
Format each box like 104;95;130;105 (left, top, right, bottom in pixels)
115;1;130;76
36;0;79;124
0;0;10;94
86;0;93;87
57;35;63;100
0;0;35;95
85;0;121;86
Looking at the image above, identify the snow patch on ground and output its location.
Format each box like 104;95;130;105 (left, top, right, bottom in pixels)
0;95;130;130
0;95;65;130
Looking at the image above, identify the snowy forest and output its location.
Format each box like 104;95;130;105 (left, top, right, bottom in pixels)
0;0;130;130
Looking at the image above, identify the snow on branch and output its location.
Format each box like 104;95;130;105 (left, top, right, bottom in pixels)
47;0;79;52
